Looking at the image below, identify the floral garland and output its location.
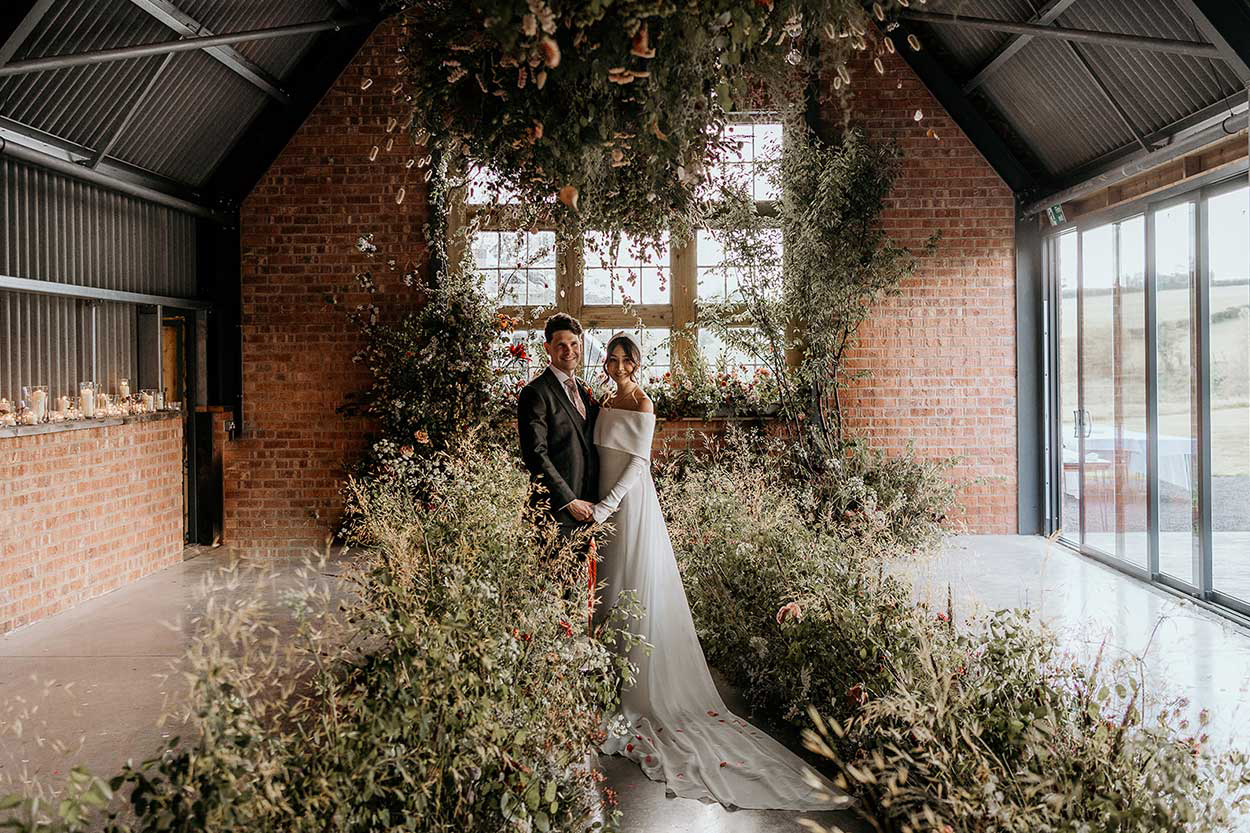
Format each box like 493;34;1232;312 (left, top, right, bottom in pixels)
386;0;920;246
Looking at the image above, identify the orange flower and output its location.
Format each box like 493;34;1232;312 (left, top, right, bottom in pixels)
414;430;430;444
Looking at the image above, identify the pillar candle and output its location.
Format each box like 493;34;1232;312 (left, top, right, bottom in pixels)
119;379;130;398
30;389;46;421
80;387;95;418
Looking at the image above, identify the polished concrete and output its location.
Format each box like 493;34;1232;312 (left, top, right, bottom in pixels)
901;534;1250;754
0;551;865;832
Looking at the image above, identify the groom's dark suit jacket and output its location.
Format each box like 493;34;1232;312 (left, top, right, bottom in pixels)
517;366;600;531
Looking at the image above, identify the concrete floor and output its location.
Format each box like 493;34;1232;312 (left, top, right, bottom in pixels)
3;536;1248;830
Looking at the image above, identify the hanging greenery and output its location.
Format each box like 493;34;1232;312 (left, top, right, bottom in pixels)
386;0;921;245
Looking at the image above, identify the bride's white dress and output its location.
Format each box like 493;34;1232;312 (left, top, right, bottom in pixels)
591;407;849;811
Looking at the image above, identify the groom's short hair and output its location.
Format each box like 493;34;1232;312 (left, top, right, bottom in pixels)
544;313;582;342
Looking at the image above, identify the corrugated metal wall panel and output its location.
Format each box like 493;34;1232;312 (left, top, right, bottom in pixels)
0;158;191;402
0;158;196;295
0;290;91;406
96;300;137;397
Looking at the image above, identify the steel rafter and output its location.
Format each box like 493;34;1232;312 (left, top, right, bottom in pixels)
0;17;369;78
962;0;1080;93
125;0;291;103
900;10;1221;59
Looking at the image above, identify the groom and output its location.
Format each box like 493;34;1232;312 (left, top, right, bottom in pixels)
517;313;601;542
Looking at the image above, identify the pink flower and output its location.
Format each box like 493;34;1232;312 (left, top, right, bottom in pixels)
776;602;803;624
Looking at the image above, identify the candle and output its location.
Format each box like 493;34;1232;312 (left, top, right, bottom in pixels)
0;398;10;413
141;391;154;411
57;395;70;413
118;378;130;398
155;390;164;410
30;388;46;422
79;382;96;418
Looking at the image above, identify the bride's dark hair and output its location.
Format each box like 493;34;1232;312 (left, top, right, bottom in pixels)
604;335;642;382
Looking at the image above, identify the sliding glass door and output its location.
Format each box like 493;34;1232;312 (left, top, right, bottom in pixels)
1206;182;1250;606
1049;174;1249;618
1055;216;1149;571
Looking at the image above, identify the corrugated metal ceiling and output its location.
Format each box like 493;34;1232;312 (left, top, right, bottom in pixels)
915;0;1249;185
0;0;340;189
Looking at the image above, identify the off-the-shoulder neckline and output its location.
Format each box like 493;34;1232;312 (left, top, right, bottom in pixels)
600;407;655;418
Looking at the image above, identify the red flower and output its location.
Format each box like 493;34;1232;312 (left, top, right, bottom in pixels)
558;620;574;638
626;743;634;752
936;612;950;623
847;684;868;706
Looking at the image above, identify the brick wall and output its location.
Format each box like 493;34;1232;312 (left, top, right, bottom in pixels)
0;417;184;634
229;20;1018;549
227;17;426;556
825;49;1018;533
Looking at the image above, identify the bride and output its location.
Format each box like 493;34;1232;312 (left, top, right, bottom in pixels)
589;331;849;811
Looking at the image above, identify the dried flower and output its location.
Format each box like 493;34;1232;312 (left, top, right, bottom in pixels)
521;13;537;36
631;23;655;58
776;602;803;624
539;36;560;68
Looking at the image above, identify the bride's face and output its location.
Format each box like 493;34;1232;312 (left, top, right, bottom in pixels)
604;345;637;386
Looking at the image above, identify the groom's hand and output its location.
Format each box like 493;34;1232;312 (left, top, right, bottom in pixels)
565;499;594;522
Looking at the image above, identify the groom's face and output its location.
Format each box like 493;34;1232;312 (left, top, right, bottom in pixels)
545;329;582;374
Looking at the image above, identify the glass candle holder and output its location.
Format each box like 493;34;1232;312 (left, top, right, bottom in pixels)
96;393;111;418
79;381;97;418
118;377;130;399
29;385;48;422
155;389;165;410
140;389;155;412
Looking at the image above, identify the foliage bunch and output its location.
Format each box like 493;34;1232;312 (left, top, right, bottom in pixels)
1;442;640;833
387;0;918;245
346;234;513;457
699;120;937;483
661;435;1250;833
644;343;780;419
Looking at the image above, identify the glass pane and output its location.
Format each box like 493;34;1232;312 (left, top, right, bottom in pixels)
707;121;781;202
698;328;763;372
470;230;556;306
1208;185;1250;601
1078;217;1147;568
696;229;782;302
1059;231;1080;541
583;233;670;305
1154;201;1201;585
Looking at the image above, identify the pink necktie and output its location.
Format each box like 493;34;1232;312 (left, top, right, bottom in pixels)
564;378;586;419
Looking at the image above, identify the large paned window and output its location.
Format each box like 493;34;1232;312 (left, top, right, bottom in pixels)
462;117;783;384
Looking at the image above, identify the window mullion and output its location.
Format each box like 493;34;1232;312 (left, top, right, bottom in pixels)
558;232;582;320
671;232;696;369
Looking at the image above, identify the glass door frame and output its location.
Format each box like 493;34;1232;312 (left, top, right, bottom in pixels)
1043;170;1250;620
